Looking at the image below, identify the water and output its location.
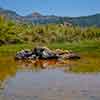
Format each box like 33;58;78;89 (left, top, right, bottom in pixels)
0;54;100;100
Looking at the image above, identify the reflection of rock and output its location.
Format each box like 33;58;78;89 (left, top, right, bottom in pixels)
15;47;80;60
15;59;74;73
16;59;68;70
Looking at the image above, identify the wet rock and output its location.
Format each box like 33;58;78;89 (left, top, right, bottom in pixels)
54;49;80;59
15;49;34;60
60;52;80;59
54;49;69;55
32;47;59;59
15;47;80;60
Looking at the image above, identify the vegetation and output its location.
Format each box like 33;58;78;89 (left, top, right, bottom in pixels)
0;40;100;57
0;16;100;45
0;16;100;57
0;16;100;73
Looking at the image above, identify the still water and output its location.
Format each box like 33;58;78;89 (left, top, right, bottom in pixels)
0;54;100;100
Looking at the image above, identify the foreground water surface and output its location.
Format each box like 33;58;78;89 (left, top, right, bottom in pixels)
0;53;100;100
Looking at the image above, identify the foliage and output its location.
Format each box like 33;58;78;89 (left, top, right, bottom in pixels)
0;16;100;45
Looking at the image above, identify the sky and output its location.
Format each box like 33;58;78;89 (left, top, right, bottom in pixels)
0;0;100;17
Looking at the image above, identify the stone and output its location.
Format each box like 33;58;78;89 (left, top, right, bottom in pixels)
60;52;80;59
15;49;33;60
32;47;59;59
15;47;80;60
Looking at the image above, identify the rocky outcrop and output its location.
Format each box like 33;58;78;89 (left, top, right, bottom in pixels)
15;47;80;60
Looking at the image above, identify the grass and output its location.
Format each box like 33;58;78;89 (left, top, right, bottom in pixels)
48;39;100;53
68;54;100;73
0;43;33;56
0;39;100;56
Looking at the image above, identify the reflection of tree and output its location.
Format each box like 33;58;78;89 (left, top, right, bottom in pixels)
0;58;18;89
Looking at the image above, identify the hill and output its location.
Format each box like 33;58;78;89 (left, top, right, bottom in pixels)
0;8;100;26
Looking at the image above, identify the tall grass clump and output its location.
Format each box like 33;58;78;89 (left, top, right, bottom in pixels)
0;16;100;45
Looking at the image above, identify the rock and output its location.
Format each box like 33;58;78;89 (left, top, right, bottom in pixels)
15;47;80;60
32;47;59;59
60;52;80;59
15;49;33;60
54;49;69;55
54;49;80;59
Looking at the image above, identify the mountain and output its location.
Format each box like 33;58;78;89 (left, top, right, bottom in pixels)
24;13;63;24
68;14;100;27
0;8;100;27
26;12;43;17
0;8;22;22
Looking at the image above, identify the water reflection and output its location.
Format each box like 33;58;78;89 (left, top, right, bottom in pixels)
0;58;72;88
0;55;100;100
16;59;73;70
0;55;100;85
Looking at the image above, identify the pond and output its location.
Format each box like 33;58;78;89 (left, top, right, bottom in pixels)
0;53;100;100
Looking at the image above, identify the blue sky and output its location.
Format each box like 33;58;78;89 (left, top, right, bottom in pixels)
0;0;100;16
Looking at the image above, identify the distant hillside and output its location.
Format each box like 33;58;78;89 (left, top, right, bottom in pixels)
0;8;100;27
0;8;22;22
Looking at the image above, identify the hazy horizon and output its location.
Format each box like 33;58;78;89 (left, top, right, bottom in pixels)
0;0;100;17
